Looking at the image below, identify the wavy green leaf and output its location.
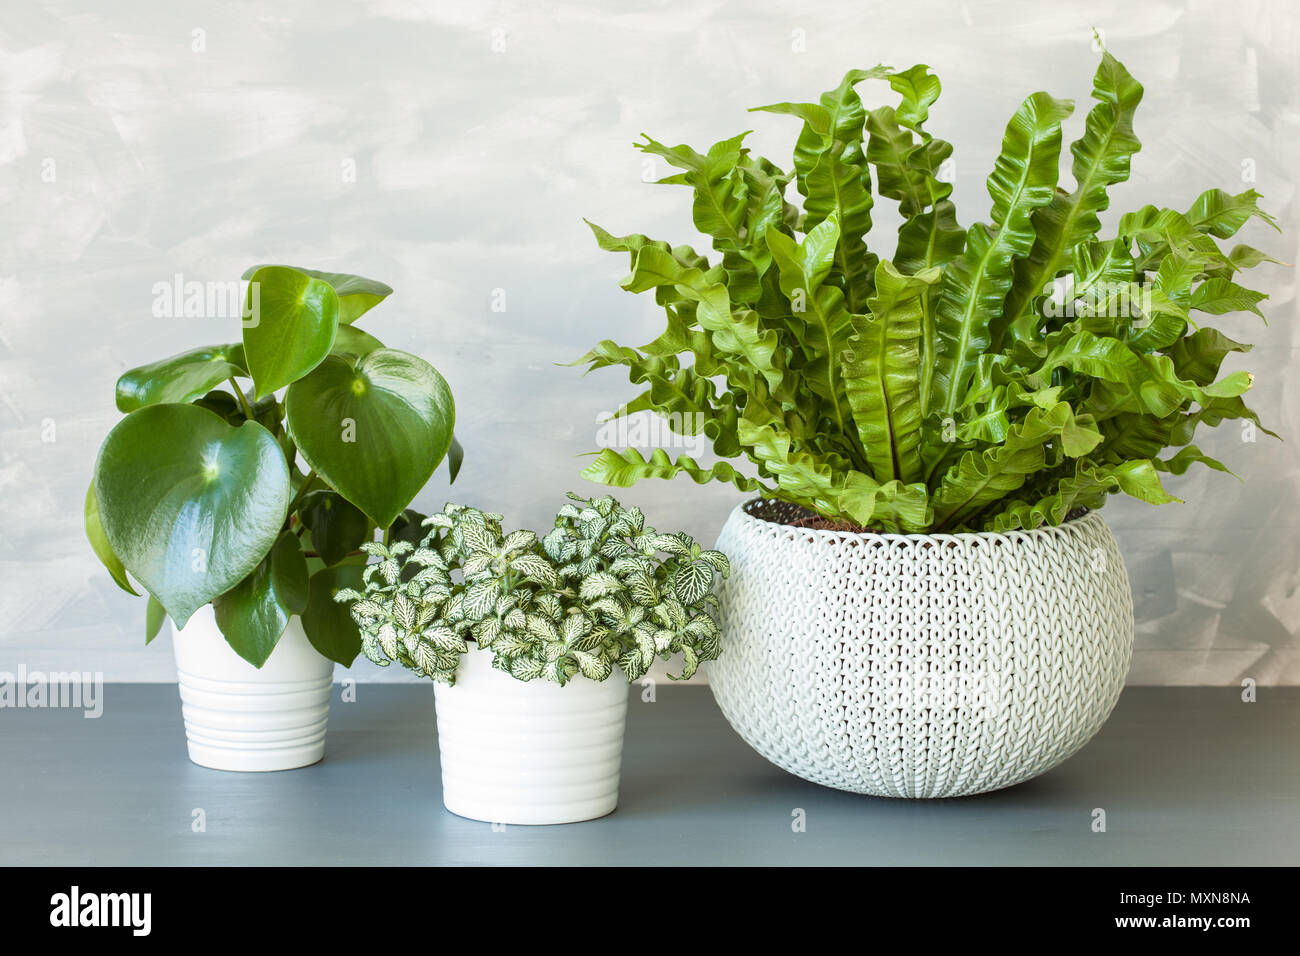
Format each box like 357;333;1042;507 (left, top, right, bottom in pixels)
999;51;1142;346
581;447;768;494
578;52;1276;534
843;261;939;482
932;402;1092;530
932;92;1074;417
765;216;856;440
754;68;889;311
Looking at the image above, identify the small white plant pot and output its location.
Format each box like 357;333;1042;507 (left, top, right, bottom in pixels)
171;604;335;772
433;647;629;825
707;499;1135;798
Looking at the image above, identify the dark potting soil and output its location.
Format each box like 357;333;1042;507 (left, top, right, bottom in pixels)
746;497;1089;535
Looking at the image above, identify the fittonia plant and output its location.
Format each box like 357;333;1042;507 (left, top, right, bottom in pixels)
335;495;729;684
577;47;1281;532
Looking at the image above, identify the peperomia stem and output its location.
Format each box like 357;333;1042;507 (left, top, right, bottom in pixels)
284;469;316;522
228;377;256;420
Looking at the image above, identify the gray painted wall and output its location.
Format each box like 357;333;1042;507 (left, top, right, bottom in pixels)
1;0;1296;684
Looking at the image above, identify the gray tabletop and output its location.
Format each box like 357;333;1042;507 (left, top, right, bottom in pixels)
4;684;1297;866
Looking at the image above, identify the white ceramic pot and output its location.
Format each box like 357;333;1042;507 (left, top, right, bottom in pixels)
706;499;1135;798
434;647;629;825
172;604;335;772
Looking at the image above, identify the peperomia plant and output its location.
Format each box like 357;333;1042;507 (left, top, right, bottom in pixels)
88;265;460;667
335;494;729;685
577;46;1281;533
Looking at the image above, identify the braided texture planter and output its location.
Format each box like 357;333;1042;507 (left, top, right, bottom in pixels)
706;500;1134;798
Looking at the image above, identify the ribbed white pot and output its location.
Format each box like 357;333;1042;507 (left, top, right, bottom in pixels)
706;499;1135;798
434;647;629;825
172;604;335;772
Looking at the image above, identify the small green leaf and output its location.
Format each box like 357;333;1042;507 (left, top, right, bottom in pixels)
115;345;247;413
301;564;365;666
573;649;612;681
462;580;501;618
242;266;340;399
243;265;393;325
212;533;309;668
84;483;139;596
510;553;557;586
673;561;715;605
446;434;464;483
579;571;621;601
145;594;167;645
385;509;429;550
298;490;370;566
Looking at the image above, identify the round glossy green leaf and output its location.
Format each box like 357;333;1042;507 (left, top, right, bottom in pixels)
242;266;339;399
84;483;139;595
301;564;364;666
285;349;455;529
115;344;247;413
299;489;370;566
242;265;391;325
93;403;291;626
212;532;309;667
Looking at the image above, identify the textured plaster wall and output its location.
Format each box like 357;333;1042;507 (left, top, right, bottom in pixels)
1;0;1296;683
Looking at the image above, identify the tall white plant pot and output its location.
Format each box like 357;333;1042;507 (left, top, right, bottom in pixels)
707;500;1135;798
172;604;335;772
434;647;629;825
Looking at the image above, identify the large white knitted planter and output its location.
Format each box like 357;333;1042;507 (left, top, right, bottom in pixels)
706;499;1134;798
434;647;629;825
172;605;335;772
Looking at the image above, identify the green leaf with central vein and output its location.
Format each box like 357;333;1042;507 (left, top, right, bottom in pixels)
999;52;1143;347
115;344;248;412
242;265;392;325
932;403;1082;530
577;49;1278;532
754;67;889;312
298;490;370;566
765;216;855;440
932;92;1074;417
301;563;364;666
843;261;939;483
242;266;339;399
92;403;290;626
285;349;454;529
84;482;139;595
213;532;310;667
